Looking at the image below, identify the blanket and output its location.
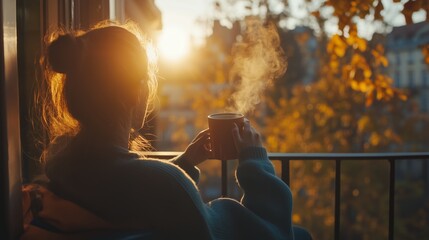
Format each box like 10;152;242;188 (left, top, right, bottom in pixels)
20;184;150;240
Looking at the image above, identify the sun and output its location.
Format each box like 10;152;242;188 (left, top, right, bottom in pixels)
157;26;190;61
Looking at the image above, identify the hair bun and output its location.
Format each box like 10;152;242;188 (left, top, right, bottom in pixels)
47;34;81;73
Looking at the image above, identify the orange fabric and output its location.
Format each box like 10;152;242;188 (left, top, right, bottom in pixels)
21;184;115;237
20;224;130;240
20;225;80;240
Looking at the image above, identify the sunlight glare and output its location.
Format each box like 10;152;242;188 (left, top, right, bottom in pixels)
158;27;190;61
145;42;158;64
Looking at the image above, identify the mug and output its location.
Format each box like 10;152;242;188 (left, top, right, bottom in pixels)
208;113;244;160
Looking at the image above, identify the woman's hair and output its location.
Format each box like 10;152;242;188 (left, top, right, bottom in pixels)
37;21;157;161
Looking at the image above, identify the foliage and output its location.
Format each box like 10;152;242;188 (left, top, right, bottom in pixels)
262;29;428;239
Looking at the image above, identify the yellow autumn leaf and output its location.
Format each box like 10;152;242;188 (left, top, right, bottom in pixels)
386;88;393;97
380;56;388;67
267;136;279;150
363;69;372;78
346;34;355;46
357;38;367;51
349;68;356;79
334;46;346;58
369;132;381;146
366;91;374;106
293;111;300;118
292;213;302;223
351;80;359;90
357;116;370;133
331;35;346;57
359;81;370;92
330;59;339;69
376;89;384;100
398;93;408;101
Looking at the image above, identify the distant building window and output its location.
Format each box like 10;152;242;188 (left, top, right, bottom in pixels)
408;51;414;65
423;69;428;87
408;70;414;88
421;94;429;112
388;54;395;65
421;30;429;39
395;70;401;87
396;54;401;65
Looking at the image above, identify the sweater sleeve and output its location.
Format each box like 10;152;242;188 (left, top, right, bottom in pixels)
169;154;201;184
235;147;294;239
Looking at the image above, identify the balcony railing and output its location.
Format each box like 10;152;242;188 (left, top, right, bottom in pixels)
147;151;429;240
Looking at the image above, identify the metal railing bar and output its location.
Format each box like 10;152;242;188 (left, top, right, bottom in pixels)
268;152;429;160
334;159;341;240
145;151;429;160
221;160;227;197
388;159;396;240
281;159;290;185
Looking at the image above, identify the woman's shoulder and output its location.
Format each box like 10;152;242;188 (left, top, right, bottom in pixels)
109;156;207;216
113;154;198;189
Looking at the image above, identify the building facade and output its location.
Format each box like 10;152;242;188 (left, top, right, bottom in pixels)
386;21;429;113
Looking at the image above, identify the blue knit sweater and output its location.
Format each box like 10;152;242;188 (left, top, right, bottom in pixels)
45;139;294;240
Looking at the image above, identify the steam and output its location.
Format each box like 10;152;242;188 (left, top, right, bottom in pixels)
230;17;287;114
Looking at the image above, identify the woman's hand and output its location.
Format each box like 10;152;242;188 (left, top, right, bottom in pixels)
232;118;263;153
181;129;211;166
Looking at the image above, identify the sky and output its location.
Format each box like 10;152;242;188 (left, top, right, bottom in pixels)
154;0;427;55
156;0;427;35
156;0;214;42
155;0;214;60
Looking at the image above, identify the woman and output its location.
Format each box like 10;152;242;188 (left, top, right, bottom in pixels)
38;22;310;239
